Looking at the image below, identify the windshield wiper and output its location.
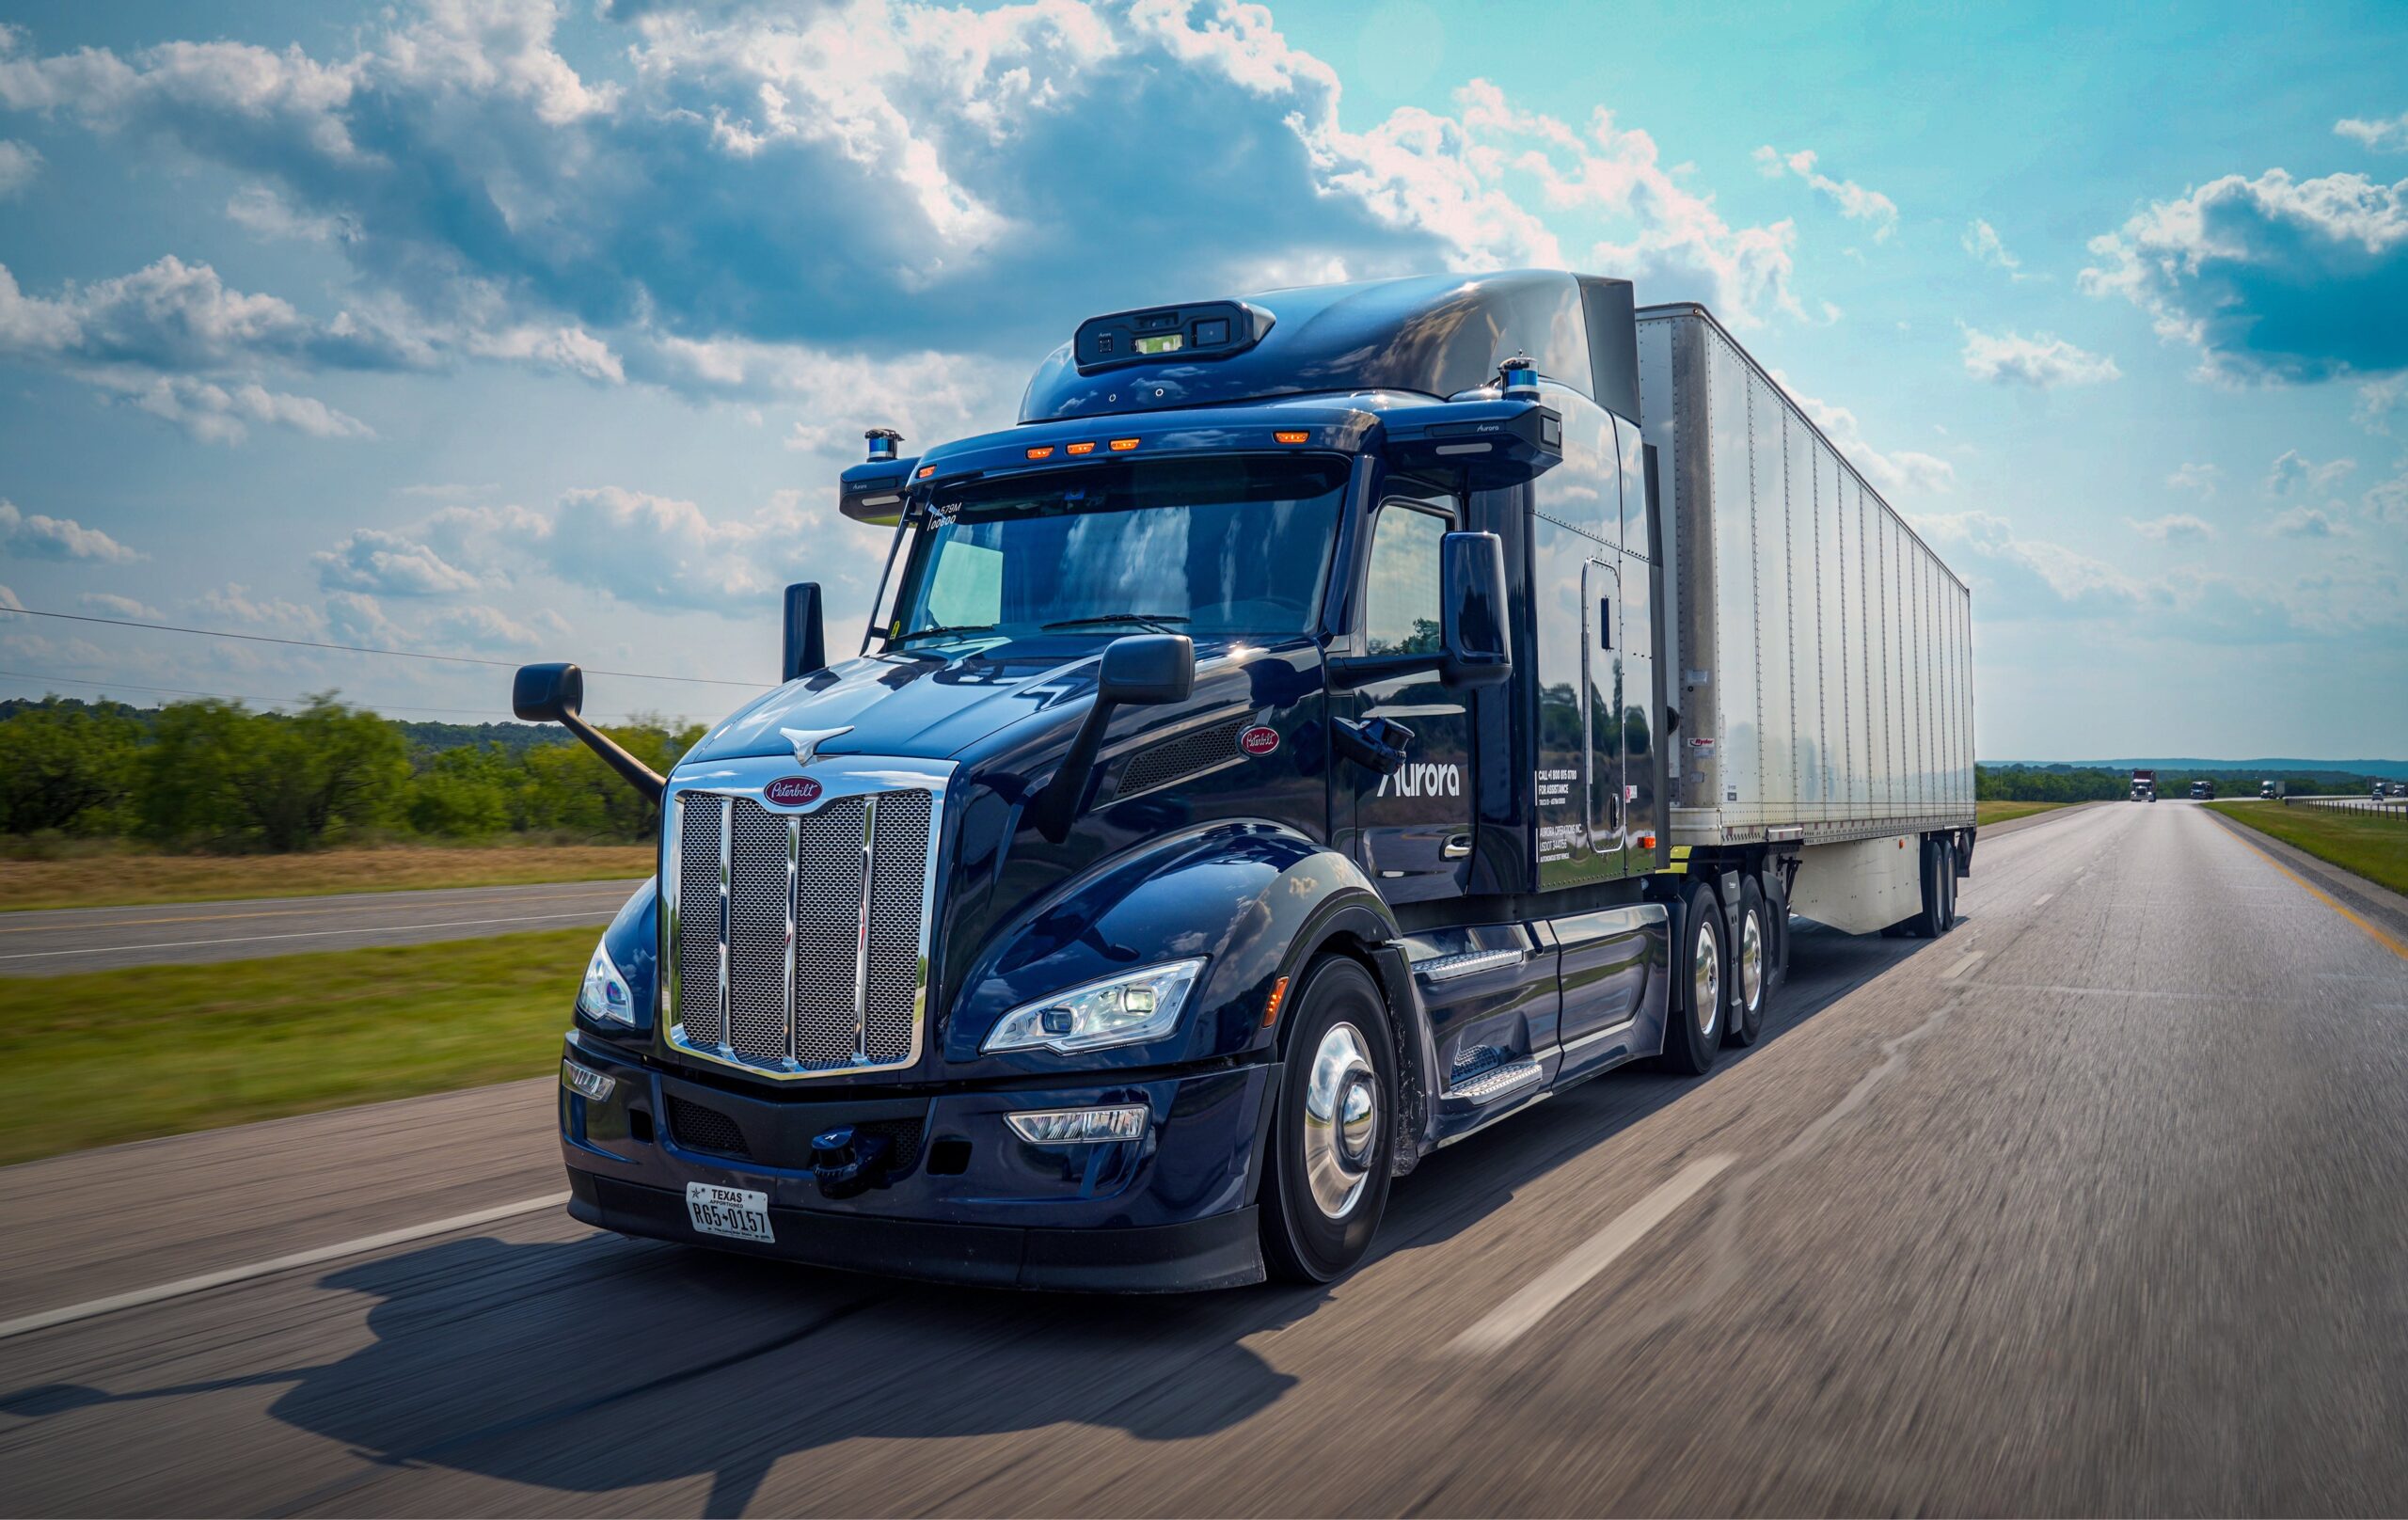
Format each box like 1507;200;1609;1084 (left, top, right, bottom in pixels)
889;622;997;644
1041;612;1192;634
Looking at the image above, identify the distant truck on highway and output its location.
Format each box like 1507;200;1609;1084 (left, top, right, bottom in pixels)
2131;768;2156;801
2192;779;2215;800
522;271;1975;1290
2260;779;2280;800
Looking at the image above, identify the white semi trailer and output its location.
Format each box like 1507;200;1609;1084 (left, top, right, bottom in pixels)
1639;304;1976;941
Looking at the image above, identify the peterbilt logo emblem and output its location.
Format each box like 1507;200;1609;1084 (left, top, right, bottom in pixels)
763;776;824;808
1238;725;1280;757
778;725;852;767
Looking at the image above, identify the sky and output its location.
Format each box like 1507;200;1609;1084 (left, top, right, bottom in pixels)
0;0;2401;756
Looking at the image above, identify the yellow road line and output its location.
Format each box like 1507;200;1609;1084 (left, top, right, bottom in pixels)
2218;824;2408;962
0;887;636;936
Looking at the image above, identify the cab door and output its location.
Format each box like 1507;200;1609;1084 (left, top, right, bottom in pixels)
1349;497;1474;904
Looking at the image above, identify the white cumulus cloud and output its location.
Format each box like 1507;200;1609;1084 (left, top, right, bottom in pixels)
2131;514;2216;543
0;138;38;198
1754;145;1898;242
2265;449;2354;496
2336;112;2408;152
2265;504;2348;538
0;499;140;562
1959;325;2121;388
2166;462;2222;496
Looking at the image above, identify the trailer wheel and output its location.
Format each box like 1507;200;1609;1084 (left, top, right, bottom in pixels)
1911;838;1950;938
1259;957;1397;1284
1726;878;1769;1047
1661;880;1724;1075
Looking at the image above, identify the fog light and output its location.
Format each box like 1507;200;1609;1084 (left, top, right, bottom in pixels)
562;1059;616;1101
1006;1105;1148;1145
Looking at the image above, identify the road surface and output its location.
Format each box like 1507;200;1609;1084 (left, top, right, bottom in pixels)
4;800;2407;1514
0;879;648;975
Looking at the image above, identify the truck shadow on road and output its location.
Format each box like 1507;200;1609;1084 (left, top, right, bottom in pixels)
0;924;1934;1516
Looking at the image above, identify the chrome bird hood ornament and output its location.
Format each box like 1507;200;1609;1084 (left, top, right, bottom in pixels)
779;725;854;767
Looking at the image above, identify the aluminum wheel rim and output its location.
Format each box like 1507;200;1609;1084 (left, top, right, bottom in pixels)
1739;909;1764;1014
1303;1021;1378;1219
1693;918;1720;1039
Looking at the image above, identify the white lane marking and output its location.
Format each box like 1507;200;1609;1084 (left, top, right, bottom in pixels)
0;1192;570;1341
2034;894;2052;907
0;911;609;962
1942;951;1987;981
1450;1155;1734;1354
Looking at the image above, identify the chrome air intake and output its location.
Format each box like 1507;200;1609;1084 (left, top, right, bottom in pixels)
661;755;949;1081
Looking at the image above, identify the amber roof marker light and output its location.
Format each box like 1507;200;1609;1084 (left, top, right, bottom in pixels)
1108;437;1141;451
1024;446;1055;460
1067;441;1097;455
1273;430;1309;445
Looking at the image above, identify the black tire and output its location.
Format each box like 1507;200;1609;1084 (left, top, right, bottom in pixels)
1726;878;1769;1047
1911;837;1949;938
1259;957;1397;1285
1661;880;1724;1074
1940;846;1958;932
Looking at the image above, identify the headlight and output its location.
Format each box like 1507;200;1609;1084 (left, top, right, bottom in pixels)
983;958;1207;1054
578;937;638;1025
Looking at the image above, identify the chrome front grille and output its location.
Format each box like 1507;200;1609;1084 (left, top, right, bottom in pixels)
667;775;939;1079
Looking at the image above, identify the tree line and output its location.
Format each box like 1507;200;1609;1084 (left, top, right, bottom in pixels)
0;695;699;852
1977;764;2380;802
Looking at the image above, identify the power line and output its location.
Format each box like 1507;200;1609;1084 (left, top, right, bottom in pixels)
0;669;687;726
0;605;769;689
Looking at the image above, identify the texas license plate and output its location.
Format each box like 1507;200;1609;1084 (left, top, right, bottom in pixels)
684;1181;773;1243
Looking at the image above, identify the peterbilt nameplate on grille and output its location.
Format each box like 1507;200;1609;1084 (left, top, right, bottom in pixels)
661;755;951;1081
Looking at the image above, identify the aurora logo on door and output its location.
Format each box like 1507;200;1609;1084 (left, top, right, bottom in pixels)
762;776;824;808
1238;725;1281;757
1377;763;1462;798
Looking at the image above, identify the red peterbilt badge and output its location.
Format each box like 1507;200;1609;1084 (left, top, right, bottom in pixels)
762;776;824;807
1238;725;1280;756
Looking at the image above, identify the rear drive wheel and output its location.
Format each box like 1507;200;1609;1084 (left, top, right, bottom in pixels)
1661;880;1724;1075
1259;957;1397;1284
1727;878;1769;1047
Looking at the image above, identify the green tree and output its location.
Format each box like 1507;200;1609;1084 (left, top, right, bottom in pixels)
404;744;515;837
0;702;142;834
140;694;410;850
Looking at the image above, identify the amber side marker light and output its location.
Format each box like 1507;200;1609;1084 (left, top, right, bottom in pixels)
1261;974;1291;1028
1067;441;1097;455
1273;430;1310;444
1108;437;1141;451
915;465;935;479
1024;446;1055;460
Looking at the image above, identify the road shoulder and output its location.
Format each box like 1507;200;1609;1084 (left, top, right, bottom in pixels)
2203;807;2408;946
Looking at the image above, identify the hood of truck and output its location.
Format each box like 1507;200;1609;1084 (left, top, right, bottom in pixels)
681;634;1287;768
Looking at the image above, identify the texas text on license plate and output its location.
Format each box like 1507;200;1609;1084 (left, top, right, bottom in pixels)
684;1181;773;1243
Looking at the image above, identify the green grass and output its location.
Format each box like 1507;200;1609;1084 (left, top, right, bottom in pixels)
1976;800;2070;826
0;927;590;1165
0;843;653;913
2208;800;2408;898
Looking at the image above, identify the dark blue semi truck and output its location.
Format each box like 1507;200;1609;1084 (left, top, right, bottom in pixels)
529;270;1975;1290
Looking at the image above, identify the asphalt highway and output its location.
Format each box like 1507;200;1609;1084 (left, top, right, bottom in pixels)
5;800;2407;1515
0;879;648;975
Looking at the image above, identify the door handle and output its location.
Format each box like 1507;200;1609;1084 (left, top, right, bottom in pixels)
1443;833;1473;860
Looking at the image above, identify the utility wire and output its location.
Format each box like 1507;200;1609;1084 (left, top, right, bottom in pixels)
0;669;683;725
0;605;769;689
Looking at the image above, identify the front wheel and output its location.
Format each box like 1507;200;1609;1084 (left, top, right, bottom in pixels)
1259;957;1397;1284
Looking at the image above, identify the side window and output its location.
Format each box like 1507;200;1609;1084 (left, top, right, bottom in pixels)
1361;502;1449;656
921;536;1004;628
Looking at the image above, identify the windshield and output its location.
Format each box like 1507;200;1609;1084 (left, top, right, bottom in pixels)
887;456;1347;644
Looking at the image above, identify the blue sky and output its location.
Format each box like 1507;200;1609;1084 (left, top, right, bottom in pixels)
0;0;2400;756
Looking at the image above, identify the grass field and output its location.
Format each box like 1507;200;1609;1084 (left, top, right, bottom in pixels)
1976;800;2070;826
0;843;653;913
2206;800;2408;898
0;927;589;1164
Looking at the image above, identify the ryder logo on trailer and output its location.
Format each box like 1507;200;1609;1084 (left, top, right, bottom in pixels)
762;776;824;808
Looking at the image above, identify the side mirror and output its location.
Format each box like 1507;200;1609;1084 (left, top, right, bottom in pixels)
512;661;583;723
511;661;665;802
1096;632;1195;706
783;582;827;681
1034;634;1196;841
1438;530;1512;688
